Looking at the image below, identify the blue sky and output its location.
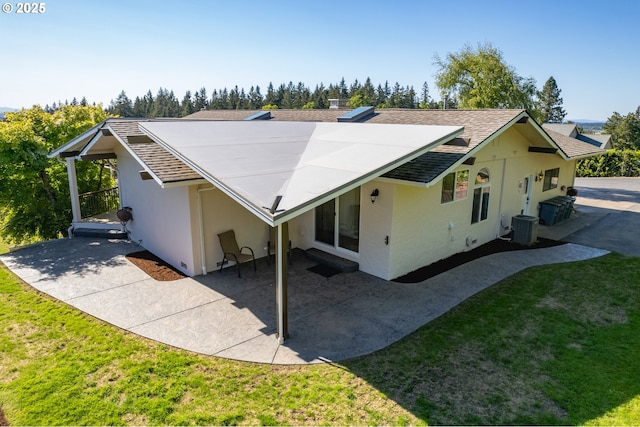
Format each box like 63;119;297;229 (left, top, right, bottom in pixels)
1;0;638;121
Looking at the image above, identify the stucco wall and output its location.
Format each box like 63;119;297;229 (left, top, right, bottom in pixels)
358;181;394;279
116;146;197;276
483;128;575;223
386;127;575;280
199;187;270;274
291;181;395;279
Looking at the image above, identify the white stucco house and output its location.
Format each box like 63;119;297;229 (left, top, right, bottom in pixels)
49;107;605;341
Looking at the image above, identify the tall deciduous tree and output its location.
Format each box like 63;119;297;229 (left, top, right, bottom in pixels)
604;107;640;150
0;104;112;243
434;42;537;111
536;76;566;123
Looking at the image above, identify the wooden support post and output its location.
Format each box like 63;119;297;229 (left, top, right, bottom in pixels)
276;221;289;343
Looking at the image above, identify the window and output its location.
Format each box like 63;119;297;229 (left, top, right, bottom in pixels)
471;168;490;224
543;168;559;191
441;170;469;203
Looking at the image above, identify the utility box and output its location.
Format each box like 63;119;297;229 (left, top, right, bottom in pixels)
511;215;539;245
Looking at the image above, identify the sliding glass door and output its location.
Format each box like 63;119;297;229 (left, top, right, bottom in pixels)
314;198;335;246
315;187;360;253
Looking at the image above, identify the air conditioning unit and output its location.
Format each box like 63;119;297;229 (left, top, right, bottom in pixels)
511;215;539;245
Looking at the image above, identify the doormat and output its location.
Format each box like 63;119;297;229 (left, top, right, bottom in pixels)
307;264;341;278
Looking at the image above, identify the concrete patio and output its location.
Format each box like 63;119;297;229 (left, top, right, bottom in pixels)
1;177;637;365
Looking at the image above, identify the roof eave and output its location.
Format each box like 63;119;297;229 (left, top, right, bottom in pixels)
161;178;209;189
106;123;167;188
47;120;108;159
567;151;607;161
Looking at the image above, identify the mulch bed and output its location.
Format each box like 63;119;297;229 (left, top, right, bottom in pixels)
125;250;187;281
124;238;565;283
393;237;566;283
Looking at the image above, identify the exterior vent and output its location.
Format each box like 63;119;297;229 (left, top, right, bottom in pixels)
445;137;470;147
337;106;375;123
243;111;271;121
511;215;539;245
128;135;154;144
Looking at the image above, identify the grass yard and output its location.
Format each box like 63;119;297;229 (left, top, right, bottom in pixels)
0;238;8;255
1;253;639;425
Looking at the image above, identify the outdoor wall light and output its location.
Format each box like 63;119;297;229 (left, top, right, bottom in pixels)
535;171;544;182
370;188;379;203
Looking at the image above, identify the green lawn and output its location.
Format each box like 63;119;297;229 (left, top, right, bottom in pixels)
0;238;8;254
1;253;639;425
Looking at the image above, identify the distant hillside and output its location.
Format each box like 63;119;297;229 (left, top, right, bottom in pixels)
0;107;17;121
575;121;606;133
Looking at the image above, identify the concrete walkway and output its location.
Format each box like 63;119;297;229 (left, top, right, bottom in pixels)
0;177;636;365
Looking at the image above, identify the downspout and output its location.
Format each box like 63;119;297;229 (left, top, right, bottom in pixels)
197;187;216;275
497;158;508;238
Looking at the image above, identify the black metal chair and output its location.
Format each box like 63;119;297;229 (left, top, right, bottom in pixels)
217;230;256;277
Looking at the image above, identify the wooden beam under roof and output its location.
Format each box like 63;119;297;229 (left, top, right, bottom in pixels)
528;146;557;154
59;151;81;158
80;153;117;161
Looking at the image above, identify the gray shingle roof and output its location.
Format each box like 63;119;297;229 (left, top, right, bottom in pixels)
382;152;465;183
544;129;607;159
187;109;347;122
107;120;203;184
366;109;526;151
542;123;577;137
374;109;525;183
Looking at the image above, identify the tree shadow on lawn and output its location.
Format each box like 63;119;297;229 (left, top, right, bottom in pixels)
344;253;640;425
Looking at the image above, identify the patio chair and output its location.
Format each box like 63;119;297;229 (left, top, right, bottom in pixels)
267;226;292;265
217;230;256;277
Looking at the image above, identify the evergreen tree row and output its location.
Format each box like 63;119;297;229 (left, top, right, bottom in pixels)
107;78;442;118
42;97;97;113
